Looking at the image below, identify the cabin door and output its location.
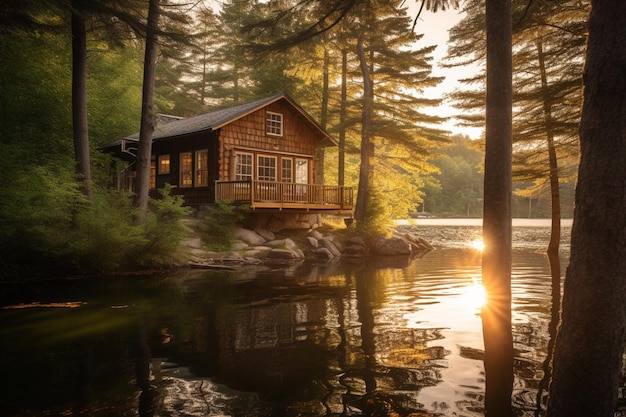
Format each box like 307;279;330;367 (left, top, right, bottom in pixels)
295;159;308;202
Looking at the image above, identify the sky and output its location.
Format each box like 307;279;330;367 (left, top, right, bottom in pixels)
413;8;484;139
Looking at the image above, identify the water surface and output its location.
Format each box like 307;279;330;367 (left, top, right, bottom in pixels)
1;219;569;416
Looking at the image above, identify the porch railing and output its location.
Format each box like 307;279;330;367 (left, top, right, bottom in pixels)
215;180;353;210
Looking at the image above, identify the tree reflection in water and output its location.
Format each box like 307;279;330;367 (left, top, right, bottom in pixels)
2;237;575;416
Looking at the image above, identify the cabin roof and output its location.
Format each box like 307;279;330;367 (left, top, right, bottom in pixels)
108;93;336;147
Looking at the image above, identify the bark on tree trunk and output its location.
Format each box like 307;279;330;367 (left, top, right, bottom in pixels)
71;0;92;198
482;0;513;415
536;37;562;259
338;49;347;188
316;48;329;185
134;0;160;224
547;0;626;414
354;35;373;224
533;36;564;417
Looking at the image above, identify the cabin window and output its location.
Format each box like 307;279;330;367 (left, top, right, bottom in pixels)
235;152;253;181
266;111;283;137
196;150;208;187
158;155;170;174
257;155;277;181
281;158;293;182
150;156;156;189
180;152;193;187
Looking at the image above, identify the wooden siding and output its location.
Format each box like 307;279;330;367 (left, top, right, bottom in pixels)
218;101;321;182
114;97;352;211
149;131;220;205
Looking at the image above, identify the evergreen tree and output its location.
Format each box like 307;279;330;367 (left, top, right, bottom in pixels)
348;0;448;227
447;0;586;227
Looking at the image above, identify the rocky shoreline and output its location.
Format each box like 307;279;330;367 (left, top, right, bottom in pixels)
181;221;434;269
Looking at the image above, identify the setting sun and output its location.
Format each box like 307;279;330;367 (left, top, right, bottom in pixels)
469;238;485;251
462;279;487;310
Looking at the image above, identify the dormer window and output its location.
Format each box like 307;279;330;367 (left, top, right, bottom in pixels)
266;111;283;137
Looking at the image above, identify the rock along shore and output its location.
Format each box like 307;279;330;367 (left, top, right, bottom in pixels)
181;222;434;269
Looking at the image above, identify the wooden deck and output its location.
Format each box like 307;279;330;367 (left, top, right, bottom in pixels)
215;181;353;212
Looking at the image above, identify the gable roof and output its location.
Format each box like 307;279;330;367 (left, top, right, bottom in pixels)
123;93;336;145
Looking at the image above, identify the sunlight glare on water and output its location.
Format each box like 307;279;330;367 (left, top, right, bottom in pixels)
468;238;485;251
462;278;487;311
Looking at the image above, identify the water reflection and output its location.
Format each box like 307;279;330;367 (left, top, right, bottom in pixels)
469;238;485;251
1;224;567;416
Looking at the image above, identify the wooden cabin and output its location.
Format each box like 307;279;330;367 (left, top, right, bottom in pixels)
102;93;353;213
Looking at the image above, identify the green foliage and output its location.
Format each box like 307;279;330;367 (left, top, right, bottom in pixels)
353;185;394;237
140;185;192;265
0;164;87;270
87;46;143;147
68;190;147;271
202;200;249;251
421;136;484;217
0;167;192;276
0;32;73;160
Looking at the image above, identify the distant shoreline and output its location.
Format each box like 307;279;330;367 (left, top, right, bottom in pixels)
395;218;574;227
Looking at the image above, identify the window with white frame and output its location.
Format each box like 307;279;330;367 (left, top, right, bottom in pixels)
235;152;253;181
257;155;277;181
281;158;293;182
180;152;193;187
196;150;208;186
266;111;283;137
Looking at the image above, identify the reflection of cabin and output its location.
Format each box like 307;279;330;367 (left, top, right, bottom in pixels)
102;93;353;213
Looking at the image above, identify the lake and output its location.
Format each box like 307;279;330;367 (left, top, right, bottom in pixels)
1;219;572;416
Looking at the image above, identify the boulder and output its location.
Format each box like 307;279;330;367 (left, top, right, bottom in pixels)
313;247;335;261
319;237;342;258
307;236;319;249
245;249;268;258
325;234;344;252
266;238;298;251
266;248;298;260
395;232;434;252
233;228;266;245
255;228;275;241
346;235;366;246
230;242;249;251
309;230;323;240
344;242;367;257
373;236;411;256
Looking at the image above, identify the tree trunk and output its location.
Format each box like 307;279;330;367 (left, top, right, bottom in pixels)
481;0;513;415
354;35;373;224
134;0;160;224
533;39;563;415
338;49;347;188
316;48;329;185
536;37;561;259
71;0;92;198
547;1;626;415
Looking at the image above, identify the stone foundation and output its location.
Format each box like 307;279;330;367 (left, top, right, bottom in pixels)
244;212;323;233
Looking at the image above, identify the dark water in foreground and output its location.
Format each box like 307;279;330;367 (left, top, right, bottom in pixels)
1;220;571;416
